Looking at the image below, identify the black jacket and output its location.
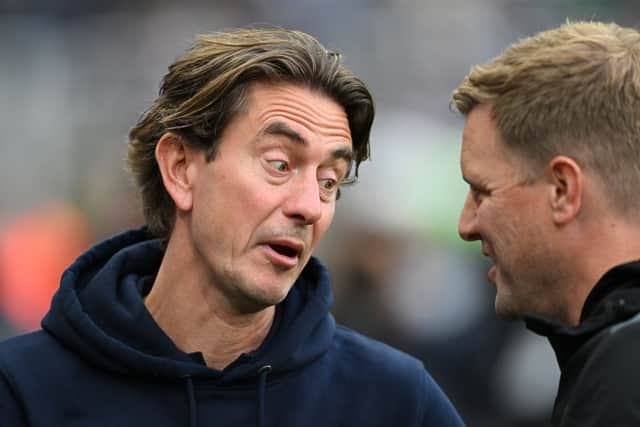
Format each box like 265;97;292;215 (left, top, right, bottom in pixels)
526;261;640;427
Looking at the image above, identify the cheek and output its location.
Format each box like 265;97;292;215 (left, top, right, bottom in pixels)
477;203;517;245
227;170;276;216
312;206;335;242
476;203;499;233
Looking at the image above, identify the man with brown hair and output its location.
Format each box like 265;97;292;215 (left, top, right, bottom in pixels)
452;21;640;426
0;28;464;426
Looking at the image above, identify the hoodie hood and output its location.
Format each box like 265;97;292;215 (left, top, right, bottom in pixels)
42;227;336;383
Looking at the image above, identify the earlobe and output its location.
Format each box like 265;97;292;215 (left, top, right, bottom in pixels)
547;156;582;225
155;133;194;212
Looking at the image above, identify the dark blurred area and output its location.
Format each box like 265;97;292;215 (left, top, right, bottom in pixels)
2;1;638;425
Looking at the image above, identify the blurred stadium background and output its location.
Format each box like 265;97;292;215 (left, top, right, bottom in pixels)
1;1;638;425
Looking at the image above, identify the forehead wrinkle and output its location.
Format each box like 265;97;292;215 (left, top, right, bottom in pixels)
248;83;351;142
258;106;352;142
272;97;347;123
261;98;348;125
250;81;345;115
261;86;346;118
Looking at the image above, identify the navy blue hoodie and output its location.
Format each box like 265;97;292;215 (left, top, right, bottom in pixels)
0;228;464;426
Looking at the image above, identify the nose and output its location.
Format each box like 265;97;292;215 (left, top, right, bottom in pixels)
282;172;323;225
458;191;480;241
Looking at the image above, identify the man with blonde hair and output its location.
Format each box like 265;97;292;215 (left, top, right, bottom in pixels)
0;28;464;426
453;21;640;426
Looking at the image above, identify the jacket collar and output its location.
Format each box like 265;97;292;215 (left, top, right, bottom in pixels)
524;260;640;368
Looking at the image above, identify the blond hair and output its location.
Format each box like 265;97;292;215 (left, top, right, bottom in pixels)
452;21;640;213
128;28;374;240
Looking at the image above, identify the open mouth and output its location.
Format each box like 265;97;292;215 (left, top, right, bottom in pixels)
262;240;303;269
260;237;305;268
269;244;298;258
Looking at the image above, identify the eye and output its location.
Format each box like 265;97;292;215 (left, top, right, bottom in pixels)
318;177;340;202
319;178;337;191
470;186;488;203
268;159;289;172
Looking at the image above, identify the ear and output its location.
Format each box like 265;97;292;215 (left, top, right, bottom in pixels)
155;133;197;212
545;155;582;225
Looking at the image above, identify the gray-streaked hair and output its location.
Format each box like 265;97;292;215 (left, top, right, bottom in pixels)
452;21;640;215
128;28;374;240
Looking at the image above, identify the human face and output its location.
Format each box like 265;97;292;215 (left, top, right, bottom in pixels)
458;104;557;320
187;82;353;313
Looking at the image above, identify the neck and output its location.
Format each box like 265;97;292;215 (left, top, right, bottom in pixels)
562;215;640;326
144;229;275;370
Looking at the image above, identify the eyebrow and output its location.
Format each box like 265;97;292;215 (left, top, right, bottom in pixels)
461;174;478;188
262;121;353;163
263;121;306;145
462;175;480;187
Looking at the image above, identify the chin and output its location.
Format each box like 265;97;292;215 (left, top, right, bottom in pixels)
235;296;280;314
259;290;289;307
494;298;523;321
242;284;292;312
